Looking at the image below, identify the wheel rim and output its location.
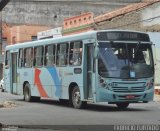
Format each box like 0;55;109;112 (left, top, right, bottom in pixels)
72;89;81;107
74;91;80;104
24;87;29;101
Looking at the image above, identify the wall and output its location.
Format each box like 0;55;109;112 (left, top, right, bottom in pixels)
97;11;142;31
142;2;160;31
148;32;160;85
97;2;160;32
2;1;140;27
6;25;50;44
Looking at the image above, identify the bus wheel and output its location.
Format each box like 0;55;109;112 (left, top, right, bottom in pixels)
72;86;86;109
116;103;129;109
1;88;4;92
24;83;32;102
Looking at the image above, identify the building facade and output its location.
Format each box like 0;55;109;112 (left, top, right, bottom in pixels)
2;0;142;27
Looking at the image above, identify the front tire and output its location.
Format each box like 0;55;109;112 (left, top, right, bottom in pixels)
116;103;129;109
71;86;86;109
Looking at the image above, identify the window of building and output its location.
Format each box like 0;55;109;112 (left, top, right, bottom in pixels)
69;41;82;66
88;16;91;20
34;46;44;67
32;36;37;41
18;49;23;68
44;44;55;66
5;51;10;68
24;48;33;68
56;43;68;66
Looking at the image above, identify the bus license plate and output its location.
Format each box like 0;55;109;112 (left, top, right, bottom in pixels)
126;95;135;99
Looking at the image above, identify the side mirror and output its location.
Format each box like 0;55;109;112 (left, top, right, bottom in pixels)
151;42;157;66
94;45;99;59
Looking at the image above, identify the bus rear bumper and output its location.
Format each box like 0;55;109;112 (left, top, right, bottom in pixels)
96;88;154;103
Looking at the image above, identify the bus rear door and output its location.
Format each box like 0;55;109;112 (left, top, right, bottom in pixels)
4;50;11;92
10;50;18;94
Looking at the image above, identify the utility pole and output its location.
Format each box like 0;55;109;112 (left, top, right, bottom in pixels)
0;0;10;79
0;11;2;79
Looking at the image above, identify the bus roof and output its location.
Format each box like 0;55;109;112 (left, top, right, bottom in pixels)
5;30;149;51
5;30;97;51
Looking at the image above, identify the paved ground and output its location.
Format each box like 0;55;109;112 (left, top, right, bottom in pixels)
0;91;160;130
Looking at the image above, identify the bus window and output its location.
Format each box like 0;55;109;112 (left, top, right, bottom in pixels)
69;41;82;66
56;43;68;66
5;51;10;68
34;46;44;67
18;49;23;68
24;48;33;68
44;45;55;66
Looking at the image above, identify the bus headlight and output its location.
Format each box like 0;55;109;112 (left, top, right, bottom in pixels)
146;79;154;90
101;83;107;88
99;78;109;89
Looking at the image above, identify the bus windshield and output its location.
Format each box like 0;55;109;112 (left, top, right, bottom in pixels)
98;42;154;79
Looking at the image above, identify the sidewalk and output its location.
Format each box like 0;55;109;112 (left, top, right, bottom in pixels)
154;86;160;102
154;95;160;102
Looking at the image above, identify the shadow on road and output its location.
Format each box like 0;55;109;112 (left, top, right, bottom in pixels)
83;103;150;112
13;98;151;112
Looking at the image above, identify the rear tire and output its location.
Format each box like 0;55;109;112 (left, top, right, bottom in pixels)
24;83;32;102
24;83;41;102
1;87;4;92
116;103;129;109
71;86;86;109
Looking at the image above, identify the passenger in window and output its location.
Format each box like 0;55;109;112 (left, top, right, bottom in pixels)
71;48;82;66
28;49;33;67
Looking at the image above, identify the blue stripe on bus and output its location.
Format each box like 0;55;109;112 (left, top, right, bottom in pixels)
47;67;61;97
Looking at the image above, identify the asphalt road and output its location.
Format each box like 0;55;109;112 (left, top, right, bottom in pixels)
0;91;160;130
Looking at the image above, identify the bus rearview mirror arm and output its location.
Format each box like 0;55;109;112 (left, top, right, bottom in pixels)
151;42;157;66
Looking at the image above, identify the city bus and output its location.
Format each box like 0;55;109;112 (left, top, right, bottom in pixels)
4;30;155;109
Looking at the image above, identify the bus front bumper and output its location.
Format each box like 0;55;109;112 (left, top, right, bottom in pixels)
96;88;154;103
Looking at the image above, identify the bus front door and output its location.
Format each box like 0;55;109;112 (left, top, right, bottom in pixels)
86;45;93;99
11;53;18;94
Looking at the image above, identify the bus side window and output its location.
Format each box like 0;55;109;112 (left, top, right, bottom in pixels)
24;48;33;68
5;51;10;69
44;44;55;66
56;44;60;66
34;46;44;67
56;43;68;66
18;49;23;68
69;41;82;66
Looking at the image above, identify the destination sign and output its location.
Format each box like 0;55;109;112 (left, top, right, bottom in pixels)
97;31;150;42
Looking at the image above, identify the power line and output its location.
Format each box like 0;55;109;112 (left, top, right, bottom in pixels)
108;15;160;29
